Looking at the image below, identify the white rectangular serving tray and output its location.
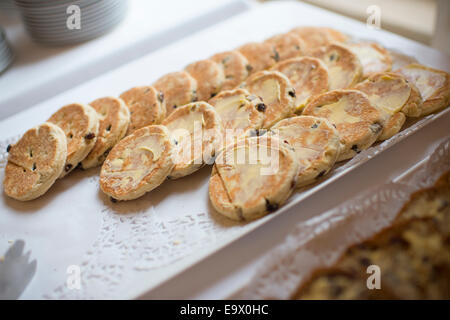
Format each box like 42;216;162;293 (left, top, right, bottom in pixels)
0;1;449;299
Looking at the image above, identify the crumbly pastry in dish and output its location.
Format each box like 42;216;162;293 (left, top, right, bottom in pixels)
295;172;450;299
153;71;198;116
270;116;340;188
209;135;299;221
348;42;392;79
289;26;347;51
208;88;265;143
99;125;175;201
81;97;130;169
162;102;223;179
272;57;329;113
311;43;362;90
354;72;423;141
242;70;296;128
303;89;384;161
238;42;280;75
48;103;99;177
395;63;450;116
185;59;225;101
211;50;251;91
4;122;67;201
265;32;305;61
120;86;165;135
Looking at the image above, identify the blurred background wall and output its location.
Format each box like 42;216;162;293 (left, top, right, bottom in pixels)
259;0;449;53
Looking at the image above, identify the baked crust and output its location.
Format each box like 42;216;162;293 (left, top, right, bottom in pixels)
311;43;362;90
82;97;130;169
265;32;305;61
185;59;225;101
238;42;280;75
120;86;165;135
303;89;383;161
162;102;223;179
48;103;99;177
295;171;450;299
211;50;250;91
153;71;198;116
272;57;329;112
243;70;296;128
209;135;298;221
4;122;67;201
270;115;340;187
396;63;450;116
99;125;174;201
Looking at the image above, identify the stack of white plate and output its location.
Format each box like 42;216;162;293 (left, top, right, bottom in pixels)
14;0;128;46
0;27;14;74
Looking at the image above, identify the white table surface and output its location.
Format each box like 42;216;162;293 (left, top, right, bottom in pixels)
0;0;251;120
0;1;449;300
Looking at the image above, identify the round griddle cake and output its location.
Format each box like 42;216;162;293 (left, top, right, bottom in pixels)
99;125;175;201
211;50;250;91
120;86;165;135
395;63;450;116
185;59;225;101
311;43;362;90
265;32;305;61
303;89;384;161
208;88;265;143
209;135;298;221
270;116;340;187
243;70;296;128
354;72;423;141
81;96;130;169
348;42;392;78
4;122;67;201
273;57;329;113
153;71;198;116
48;103;99;177
238;42;279;75
289;26;347;50
162;102;223;179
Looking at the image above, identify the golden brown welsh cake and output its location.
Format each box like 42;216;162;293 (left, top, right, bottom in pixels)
208;88;265;143
162;102;223;179
243;70;296;128
4;122;67;201
153;71;198;116
185;59;225;101
303;89;384;161
81;97;130;169
354;72;423;141
238;42;280;75
272;57;329;113
395;63;450;116
99;125;175;201
209;135;299;221
265;32;305;61
311;43;362;90
48;103;99;177
270;116;340;187
348;42;392;79
120;86;165;135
